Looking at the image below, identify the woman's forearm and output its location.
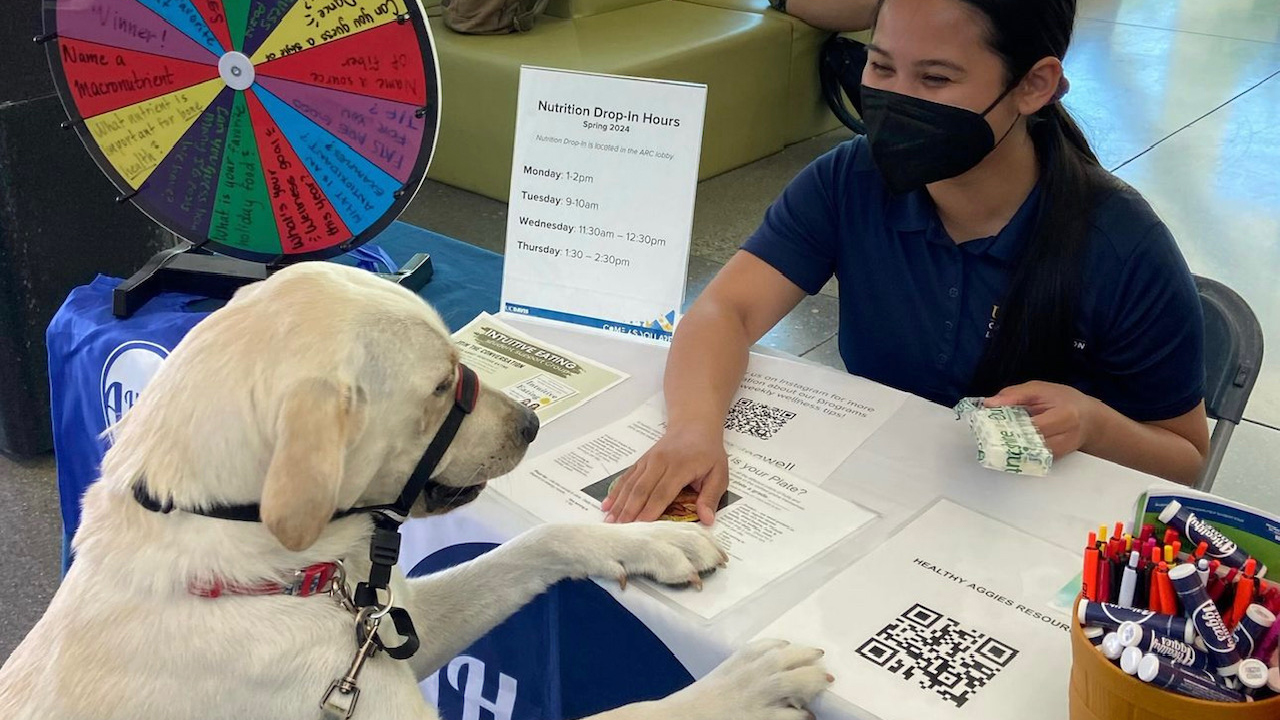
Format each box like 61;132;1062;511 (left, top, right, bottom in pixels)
663;300;753;434
1083;401;1207;485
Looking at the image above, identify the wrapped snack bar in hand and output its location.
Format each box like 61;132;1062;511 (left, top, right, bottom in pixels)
954;397;1053;477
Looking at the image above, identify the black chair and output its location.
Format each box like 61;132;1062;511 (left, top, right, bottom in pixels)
1195;275;1264;491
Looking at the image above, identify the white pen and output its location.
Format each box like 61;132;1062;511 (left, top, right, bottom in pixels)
1118;550;1140;608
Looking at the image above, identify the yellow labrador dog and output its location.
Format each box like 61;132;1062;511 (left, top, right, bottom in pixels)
0;263;828;720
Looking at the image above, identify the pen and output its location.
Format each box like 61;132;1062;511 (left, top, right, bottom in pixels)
1083;532;1100;602
1118;551;1140;608
1156;562;1177;615
1231;564;1258;629
1135;559;1151;610
1194;541;1209;561
1139;523;1154;544
1218;579;1239;618
1099;546;1113;606
1149;548;1162;611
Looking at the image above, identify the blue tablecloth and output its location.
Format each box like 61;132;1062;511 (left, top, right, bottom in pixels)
44;222;689;720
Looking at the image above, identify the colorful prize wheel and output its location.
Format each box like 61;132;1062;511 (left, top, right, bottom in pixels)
44;0;440;262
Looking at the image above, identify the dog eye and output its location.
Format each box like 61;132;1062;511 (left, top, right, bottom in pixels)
433;379;452;396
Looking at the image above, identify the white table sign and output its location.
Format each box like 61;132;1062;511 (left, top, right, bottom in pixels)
501;66;707;341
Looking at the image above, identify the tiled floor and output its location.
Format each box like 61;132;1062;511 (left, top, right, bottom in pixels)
3;0;1280;661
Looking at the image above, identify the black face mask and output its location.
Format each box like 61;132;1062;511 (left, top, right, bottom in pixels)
860;84;1019;194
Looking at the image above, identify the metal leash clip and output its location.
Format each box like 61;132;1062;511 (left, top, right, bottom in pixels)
319;607;384;720
327;560;358;615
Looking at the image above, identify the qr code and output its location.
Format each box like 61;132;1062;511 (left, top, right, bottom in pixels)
856;604;1018;708
724;397;796;441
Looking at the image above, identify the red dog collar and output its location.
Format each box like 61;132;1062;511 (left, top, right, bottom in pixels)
190;562;341;599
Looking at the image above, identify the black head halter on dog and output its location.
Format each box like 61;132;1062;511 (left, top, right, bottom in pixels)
132;364;482;660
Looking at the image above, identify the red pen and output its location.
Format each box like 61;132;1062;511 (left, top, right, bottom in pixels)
1230;575;1255;630
1149;558;1162;611
1082;532;1099;602
1113;521;1124;541
1264;585;1280;615
1156;562;1176;615
1171;540;1182;560
1208;560;1225;600
1194;541;1209;560
1140;523;1154;544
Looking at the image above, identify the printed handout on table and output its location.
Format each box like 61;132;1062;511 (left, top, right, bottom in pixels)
756;499;1079;719
453;313;628;425
490;400;877;618
720;353;908;483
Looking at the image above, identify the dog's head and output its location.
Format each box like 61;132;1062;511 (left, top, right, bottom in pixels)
103;262;537;551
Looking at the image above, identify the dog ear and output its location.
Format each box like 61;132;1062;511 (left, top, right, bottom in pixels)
261;378;361;551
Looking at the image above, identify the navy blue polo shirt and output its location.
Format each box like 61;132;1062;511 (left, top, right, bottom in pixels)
742;136;1204;422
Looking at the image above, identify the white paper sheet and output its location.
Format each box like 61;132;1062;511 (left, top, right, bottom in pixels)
757;499;1078;719
490;401;877;618
719;353;908;483
502;67;706;340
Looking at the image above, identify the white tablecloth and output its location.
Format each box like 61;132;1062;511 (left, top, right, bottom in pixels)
399;317;1175;718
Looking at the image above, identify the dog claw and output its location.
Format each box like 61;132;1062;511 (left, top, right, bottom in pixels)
718;549;730;565
689;573;703;591
617;574;628;591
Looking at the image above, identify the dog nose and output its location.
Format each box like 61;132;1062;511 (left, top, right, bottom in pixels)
519;408;540;444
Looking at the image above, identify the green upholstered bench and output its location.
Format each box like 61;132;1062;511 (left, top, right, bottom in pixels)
427;0;791;200
675;0;839;144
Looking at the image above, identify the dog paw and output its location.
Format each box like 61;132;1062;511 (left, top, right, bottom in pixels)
538;522;727;589
608;522;728;588
667;639;832;720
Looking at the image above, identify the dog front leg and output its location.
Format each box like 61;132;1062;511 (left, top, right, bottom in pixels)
578;639;831;720
404;522;725;680
402;527;568;679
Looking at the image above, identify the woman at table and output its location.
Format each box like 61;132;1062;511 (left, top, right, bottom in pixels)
603;0;1209;525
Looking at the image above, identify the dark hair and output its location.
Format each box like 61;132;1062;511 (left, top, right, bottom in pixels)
876;0;1112;394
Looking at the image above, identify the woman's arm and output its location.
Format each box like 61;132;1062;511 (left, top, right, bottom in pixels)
985;382;1209;484
784;0;878;32
602;251;808;523
1084;400;1208;485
